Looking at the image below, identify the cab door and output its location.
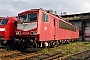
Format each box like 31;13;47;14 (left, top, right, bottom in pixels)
40;13;49;41
43;13;49;41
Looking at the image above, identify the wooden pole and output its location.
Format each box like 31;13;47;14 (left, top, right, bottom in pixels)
82;15;85;41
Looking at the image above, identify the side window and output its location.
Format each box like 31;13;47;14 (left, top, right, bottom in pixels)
59;20;76;32
46;15;49;22
59;20;63;28
1;20;8;25
0;20;8;25
42;13;49;22
42;14;45;22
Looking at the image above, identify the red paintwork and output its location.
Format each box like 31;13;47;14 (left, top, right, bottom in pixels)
0;17;17;40
17;9;79;41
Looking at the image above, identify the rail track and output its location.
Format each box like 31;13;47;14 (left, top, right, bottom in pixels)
0;48;63;60
1;48;90;60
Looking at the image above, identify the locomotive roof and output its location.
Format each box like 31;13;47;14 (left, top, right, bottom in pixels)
18;8;77;28
18;9;39;15
0;16;17;20
0;17;10;19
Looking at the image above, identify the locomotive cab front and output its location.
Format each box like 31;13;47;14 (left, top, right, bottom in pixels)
16;13;38;37
0;19;8;39
14;10;40;50
0;17;17;47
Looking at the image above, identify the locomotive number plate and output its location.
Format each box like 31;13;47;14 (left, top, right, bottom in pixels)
22;32;29;35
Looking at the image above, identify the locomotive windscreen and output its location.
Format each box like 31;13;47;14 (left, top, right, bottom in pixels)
18;13;37;22
0;19;8;25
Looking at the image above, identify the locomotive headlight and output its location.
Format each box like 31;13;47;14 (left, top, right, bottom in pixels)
16;31;21;35
30;31;37;35
33;31;37;35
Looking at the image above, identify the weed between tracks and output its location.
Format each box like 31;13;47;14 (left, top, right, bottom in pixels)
38;41;90;57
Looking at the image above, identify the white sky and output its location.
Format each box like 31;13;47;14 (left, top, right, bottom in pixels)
0;0;90;16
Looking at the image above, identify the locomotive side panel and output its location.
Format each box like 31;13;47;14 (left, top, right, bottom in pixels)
38;9;79;41
0;17;17;40
57;20;79;40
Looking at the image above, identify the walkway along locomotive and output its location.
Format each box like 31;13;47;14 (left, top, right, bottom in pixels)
0;9;79;51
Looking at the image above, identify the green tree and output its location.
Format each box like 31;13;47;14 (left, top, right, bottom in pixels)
60;13;63;15
63;12;67;15
49;9;53;14
54;11;57;15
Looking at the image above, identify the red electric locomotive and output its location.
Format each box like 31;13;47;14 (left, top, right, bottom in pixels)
0;17;17;47
11;8;79;51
